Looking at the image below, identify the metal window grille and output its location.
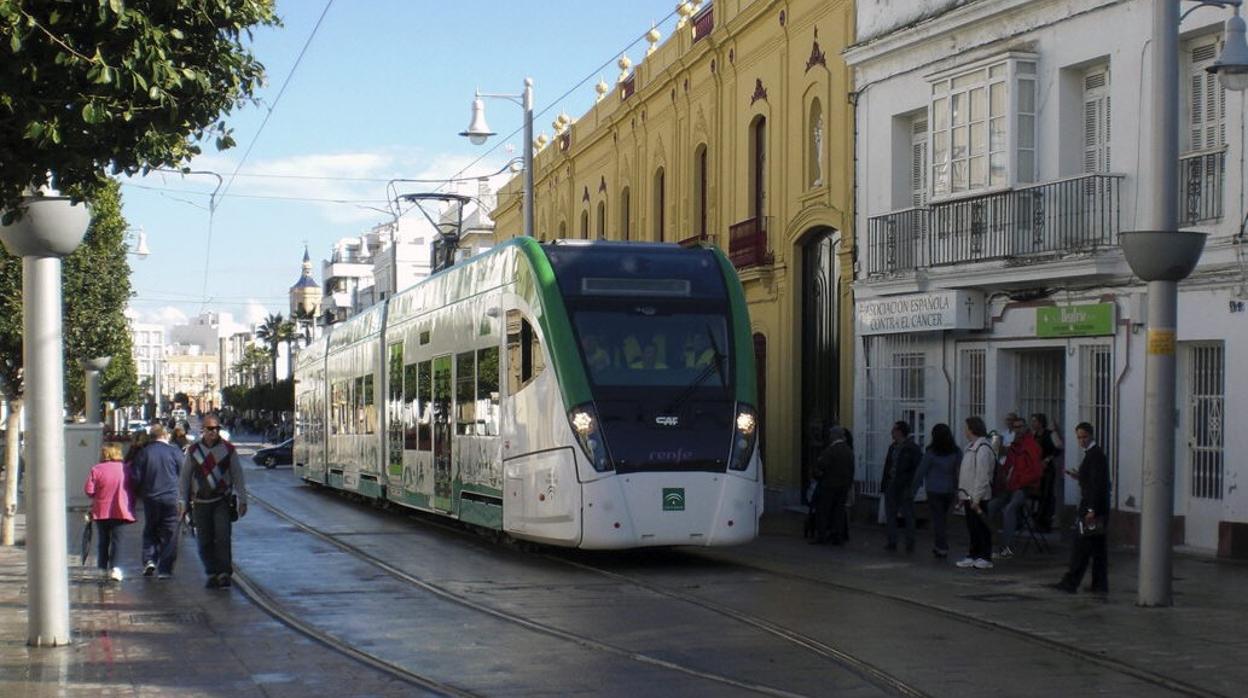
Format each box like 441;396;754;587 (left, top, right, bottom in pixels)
1185;342;1224;500
1016;350;1065;430
1078;345;1114;464
959;348;986;429
863;335;929;493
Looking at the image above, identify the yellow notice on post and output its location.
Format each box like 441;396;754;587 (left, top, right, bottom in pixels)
1147;329;1176;355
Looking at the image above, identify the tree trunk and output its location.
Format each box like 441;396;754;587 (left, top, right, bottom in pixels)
2;399;23;546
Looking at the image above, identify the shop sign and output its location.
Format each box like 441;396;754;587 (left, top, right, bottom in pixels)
1036;303;1116;337
856;291;985;335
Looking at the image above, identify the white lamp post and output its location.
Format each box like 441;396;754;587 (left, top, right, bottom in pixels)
126;226;150;259
0;190;90;646
1120;0;1248;608
460;78;535;238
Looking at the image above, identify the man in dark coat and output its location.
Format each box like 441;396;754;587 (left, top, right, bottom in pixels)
810;426;854;545
1055;422;1110;594
131;424;185;578
882;420;922;552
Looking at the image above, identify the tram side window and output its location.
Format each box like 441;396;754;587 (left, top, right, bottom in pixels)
505;310;546;395
354;376;365;434
456;351;476;435
403;363;419;449
362;373;376;435
418;361;432;450
477;346;500;436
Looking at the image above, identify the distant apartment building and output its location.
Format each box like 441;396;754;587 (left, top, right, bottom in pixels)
162;343;220;414
321;233;378;324
128;320;165;391
371;217;435;301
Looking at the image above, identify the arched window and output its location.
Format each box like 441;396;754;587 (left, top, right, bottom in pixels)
620;187;631;241
808;99;824;188
653;167;666;241
558;220;567;238
580;210;589;239
693;144;709;238
596;200;606;239
748;116;767;218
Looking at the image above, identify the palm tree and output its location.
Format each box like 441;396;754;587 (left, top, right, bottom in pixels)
292;306;317;344
280;318;297;379
255;313;285;385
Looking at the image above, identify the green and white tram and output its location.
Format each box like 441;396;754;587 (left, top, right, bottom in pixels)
293;238;762;549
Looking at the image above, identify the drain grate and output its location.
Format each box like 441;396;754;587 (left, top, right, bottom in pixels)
128;611;207;625
960;592;1037;603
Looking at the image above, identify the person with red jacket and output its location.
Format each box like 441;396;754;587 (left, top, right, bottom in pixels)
994;418;1043;559
84;443;137;582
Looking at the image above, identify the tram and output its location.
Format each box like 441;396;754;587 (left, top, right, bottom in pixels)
293;238;762;549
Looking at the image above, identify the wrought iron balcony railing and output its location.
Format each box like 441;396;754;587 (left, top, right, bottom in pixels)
867;173;1123;275
1179;148;1225;225
728;216;772;269
692;4;714;43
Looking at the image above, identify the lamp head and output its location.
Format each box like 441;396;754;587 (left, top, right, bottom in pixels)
1209;12;1248;93
459;94;496;146
132;227;150;259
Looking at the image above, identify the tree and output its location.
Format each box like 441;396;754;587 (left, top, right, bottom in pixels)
0;179;140;412
234;343;269;387
280;317;297;378
292;306;316;344
0;1;279;216
255;313;285;385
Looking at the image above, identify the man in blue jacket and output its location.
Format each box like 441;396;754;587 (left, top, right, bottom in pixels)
132;424;185;578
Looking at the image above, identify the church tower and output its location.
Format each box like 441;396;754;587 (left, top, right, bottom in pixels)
289;246;321;319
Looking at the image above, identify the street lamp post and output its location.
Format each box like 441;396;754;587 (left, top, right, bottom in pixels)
460;77;535;238
0;190;90;646
1120;0;1248;608
81;357;112;424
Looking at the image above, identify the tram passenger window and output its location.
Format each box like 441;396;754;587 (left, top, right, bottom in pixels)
418;361;432;450
477;346;500;436
506;310;546;395
456;351;476;435
403;363;419;449
363;373;377;435
354;376;365;434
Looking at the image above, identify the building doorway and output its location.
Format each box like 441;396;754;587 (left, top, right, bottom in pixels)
1015;349;1065;433
800;227;838;498
1181;341;1224;550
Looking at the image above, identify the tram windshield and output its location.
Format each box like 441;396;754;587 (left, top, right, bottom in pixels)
573;309;730;388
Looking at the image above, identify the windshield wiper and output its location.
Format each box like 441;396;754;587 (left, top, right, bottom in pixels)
659;324;727;415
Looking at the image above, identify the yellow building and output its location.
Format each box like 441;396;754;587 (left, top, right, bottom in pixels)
493;0;856;509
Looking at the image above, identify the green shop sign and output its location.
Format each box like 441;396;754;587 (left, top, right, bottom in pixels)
1036;303;1116;337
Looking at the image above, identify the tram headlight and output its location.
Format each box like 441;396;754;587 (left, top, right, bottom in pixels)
568;402;614;472
728;403;758;472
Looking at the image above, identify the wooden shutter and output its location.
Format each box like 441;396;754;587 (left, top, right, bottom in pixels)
1189;41;1225;151
1083;69;1110;173
912;117;929;206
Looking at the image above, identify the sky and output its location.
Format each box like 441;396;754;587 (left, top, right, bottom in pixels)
121;0;681;332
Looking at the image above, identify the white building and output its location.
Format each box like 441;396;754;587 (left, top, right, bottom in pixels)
128;319;165;391
372;217;435;301
321;233;379;324
846;0;1246;555
169;311;225;356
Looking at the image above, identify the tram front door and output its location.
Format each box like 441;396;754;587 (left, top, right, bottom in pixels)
432;354;453;512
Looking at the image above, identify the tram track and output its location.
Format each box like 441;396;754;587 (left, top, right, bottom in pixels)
549;550;1226;698
244;490;871;698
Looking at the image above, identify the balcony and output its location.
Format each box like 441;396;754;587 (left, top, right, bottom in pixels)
1180;148;1225;225
729;216;772;269
692;4;714;43
867;173;1123;276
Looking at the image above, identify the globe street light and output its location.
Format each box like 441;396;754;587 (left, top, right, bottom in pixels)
460;78;534;238
1120;0;1248;608
0;189;90;646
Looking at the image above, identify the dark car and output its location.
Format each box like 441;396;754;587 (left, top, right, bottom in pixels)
253;438;293;468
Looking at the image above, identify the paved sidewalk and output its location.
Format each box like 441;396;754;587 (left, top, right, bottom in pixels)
0;514;412;697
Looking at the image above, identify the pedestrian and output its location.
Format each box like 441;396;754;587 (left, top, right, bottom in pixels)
1030;413;1063;532
83;443;136;582
123;430;150;482
881;420;922;552
912;423;961;558
1054;422;1110;594
957;416;996;569
810;426;854;545
178;414;247;589
131;424;184;579
171;425;190;450
992;417;1044;559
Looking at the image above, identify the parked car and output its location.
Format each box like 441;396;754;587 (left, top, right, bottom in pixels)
253;438;292;468
126;420;148;435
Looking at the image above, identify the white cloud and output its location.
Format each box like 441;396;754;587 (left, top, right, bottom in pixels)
243;300;273;327
137;305;189;328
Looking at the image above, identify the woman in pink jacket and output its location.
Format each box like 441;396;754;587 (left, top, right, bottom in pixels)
84;443;136;581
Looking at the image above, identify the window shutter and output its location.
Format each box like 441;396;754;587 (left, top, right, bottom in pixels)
912;118;928;206
1189;41;1225;152
1083;69;1110;173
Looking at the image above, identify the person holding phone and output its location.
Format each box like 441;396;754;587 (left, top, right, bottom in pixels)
1054;422;1110;594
